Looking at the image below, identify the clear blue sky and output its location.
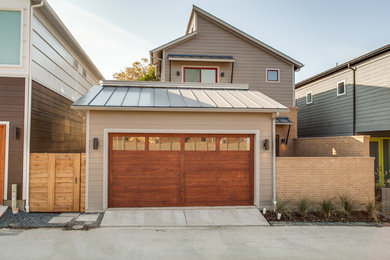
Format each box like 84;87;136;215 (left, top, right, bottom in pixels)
48;0;390;82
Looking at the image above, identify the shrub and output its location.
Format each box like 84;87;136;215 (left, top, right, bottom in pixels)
320;199;336;218
297;198;311;217
340;196;355;217
275;200;291;217
365;200;379;222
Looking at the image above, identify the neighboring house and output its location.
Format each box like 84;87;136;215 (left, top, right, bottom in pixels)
0;0;103;210
295;44;390;186
73;5;302;211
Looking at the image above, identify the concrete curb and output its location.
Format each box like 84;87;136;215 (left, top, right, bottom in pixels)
0;206;8;218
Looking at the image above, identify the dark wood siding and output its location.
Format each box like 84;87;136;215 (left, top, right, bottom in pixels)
30;81;86;153
0;77;25;200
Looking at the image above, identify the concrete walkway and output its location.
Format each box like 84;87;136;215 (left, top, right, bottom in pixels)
1;226;390;259
101;207;269;227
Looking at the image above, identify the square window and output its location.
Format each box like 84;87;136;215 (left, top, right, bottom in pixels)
306;92;313;104
266;69;279;82
337;81;346;96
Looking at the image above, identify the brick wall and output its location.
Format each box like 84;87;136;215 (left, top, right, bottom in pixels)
276;157;374;204
293;135;370;157
276;107;298;156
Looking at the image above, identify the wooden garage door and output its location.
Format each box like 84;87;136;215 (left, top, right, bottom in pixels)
108;133;254;207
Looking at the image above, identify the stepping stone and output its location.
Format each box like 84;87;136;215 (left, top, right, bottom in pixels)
0;206;8;218
76;214;99;222
48;216;74;224
59;213;80;217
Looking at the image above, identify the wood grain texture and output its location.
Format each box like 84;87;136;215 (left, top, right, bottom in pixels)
108;134;254;207
0;125;5;203
30;81;86;153
29;153;85;212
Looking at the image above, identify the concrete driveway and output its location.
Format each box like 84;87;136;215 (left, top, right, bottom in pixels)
1;226;390;259
101;207;269;227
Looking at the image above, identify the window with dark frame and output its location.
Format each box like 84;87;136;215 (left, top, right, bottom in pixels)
266;69;279;82
183;67;218;83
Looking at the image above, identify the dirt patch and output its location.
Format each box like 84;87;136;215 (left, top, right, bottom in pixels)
263;210;390;223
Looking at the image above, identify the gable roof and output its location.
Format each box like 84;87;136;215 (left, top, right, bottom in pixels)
150;5;303;70
296;43;390;88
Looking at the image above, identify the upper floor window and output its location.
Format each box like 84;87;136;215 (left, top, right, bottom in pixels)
266;68;279;83
0;10;22;65
306;92;313;104
183;67;218;83
337;80;346;96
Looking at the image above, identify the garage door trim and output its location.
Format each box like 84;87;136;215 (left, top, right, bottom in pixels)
0;121;10;202
102;128;260;209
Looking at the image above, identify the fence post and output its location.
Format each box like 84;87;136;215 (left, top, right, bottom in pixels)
48;154;56;212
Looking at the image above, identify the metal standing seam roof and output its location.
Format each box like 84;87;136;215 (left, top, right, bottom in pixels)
72;82;288;112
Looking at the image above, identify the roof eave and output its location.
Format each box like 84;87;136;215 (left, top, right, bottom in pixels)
71;106;289;113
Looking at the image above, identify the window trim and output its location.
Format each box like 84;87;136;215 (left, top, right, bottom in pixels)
336;80;346;96
266;68;280;83
0;8;23;67
182;66;219;83
306;91;313;104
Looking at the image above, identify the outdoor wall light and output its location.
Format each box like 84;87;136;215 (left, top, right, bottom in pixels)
281;139;286;144
220;72;225;77
93;138;99;150
13;127;20;140
176;71;180;76
264;139;270;150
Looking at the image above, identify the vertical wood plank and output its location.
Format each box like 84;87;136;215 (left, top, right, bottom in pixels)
73;153;81;212
48;154;56;212
80;153;86;212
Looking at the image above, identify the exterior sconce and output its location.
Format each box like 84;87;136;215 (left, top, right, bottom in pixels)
176;71;180;76
93;138;99;150
13;127;20;140
281;139;286;144
264;139;269;150
220;72;225;77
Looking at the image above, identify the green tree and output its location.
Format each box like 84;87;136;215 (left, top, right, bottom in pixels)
113;58;159;81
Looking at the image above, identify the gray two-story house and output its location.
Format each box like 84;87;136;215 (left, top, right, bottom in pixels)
296;44;390;187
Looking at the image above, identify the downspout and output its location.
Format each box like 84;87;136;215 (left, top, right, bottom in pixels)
25;0;45;212
348;63;357;135
272;112;279;205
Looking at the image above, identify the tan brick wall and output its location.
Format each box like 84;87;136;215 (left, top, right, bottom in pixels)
293;135;370;157
276;107;298;157
276;157;374;204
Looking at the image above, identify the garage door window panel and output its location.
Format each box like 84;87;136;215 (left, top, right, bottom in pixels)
220;137;250;151
185;137;216;151
149;137;181;151
112;136;145;151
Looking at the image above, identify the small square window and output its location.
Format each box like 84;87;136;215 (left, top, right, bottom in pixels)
266;69;279;82
337;81;346;96
306;92;313;104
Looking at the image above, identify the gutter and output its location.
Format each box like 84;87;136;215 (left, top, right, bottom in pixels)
348;63;357;135
24;0;45;212
272;112;278;205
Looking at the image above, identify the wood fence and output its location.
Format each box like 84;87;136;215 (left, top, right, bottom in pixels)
29;153;85;212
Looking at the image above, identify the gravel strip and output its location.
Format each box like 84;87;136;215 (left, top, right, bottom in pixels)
270;221;383;227
0;208;104;229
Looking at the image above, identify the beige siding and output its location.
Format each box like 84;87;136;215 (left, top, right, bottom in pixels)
31;10;100;102
87;111;274;210
164;14;295;107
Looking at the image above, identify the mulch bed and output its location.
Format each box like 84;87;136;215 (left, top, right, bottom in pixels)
262;210;390;224
0;208;104;229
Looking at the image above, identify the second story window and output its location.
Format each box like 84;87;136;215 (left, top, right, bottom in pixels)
183;67;218;83
266;69;279;83
0;10;22;65
337;80;346;96
306;92;313;104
